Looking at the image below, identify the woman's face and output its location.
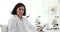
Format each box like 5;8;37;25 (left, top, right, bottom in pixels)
16;6;24;17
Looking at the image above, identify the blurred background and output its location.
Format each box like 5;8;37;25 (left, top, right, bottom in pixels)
0;0;60;32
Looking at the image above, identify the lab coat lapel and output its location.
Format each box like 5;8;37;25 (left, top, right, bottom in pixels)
15;15;23;24
23;18;31;32
15;15;31;32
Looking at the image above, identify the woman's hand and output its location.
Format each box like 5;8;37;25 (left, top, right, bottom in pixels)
37;26;44;31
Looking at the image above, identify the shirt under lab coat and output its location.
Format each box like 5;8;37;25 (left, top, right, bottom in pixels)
8;15;36;32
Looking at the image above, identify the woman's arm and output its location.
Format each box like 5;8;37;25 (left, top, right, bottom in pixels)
8;19;18;32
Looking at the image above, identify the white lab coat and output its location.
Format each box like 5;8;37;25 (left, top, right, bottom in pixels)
8;15;36;32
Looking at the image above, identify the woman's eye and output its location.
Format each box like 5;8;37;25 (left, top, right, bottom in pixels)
19;9;21;10
19;9;24;10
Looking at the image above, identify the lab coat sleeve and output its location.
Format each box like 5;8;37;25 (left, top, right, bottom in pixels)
8;19;18;32
25;19;37;32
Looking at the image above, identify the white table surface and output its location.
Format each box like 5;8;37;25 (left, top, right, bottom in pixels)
43;29;60;32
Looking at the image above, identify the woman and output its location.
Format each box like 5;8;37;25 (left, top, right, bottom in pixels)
8;3;36;32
